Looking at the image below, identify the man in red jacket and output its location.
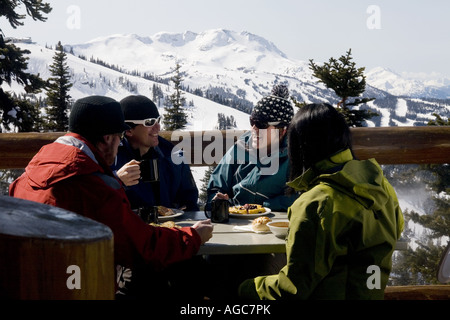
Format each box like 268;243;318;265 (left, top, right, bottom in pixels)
9;95;213;299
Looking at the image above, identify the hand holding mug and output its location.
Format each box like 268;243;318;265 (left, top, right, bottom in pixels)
205;197;230;223
212;192;229;201
116;159;141;186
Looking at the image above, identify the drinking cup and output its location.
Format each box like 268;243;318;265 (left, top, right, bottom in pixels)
205;199;230;223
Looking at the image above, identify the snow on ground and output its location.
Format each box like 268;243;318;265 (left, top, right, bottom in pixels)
366;100;391;126
395;98;408;117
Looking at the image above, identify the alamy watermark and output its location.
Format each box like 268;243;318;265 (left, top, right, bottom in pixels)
66;265;81;290
66;5;81;30
65;263;381;291
170;129;280;175
367;5;381;30
366;265;381;289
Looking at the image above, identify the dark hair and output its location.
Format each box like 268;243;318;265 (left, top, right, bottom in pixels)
287;103;352;181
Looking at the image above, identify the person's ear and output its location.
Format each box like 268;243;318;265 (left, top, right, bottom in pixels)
124;129;133;138
97;134;115;147
279;128;287;139
94;134;114;152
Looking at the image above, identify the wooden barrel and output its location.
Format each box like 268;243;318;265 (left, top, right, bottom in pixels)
0;196;115;300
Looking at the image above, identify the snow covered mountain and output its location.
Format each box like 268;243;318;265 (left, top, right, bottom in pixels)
4;28;450;131
65;29;450;126
366;67;450;99
69;30;316;105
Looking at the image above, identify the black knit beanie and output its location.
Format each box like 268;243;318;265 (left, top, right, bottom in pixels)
69;96;130;138
251;84;294;126
120;95;159;121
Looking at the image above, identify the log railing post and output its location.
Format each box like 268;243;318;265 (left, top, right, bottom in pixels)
0;196;115;300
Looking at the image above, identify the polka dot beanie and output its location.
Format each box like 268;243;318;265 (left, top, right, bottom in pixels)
251;84;294;126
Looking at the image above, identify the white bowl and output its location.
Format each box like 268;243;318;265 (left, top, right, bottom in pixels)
267;220;289;238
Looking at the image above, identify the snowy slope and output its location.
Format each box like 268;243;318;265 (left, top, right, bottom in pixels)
6;29;449;131
2;42;251;132
69;29;450;102
366;67;450;99
68;29;319;105
64;29;450;128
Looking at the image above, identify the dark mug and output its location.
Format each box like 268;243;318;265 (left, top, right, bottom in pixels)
140;159;159;182
137;206;159;224
205;199;230;223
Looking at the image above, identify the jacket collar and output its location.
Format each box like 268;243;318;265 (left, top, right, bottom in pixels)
287;149;354;191
62;132;112;174
56;134;98;164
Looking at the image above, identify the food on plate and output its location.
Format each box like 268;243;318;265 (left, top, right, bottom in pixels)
157;206;175;216
252;216;272;232
229;203;266;215
149;221;180;229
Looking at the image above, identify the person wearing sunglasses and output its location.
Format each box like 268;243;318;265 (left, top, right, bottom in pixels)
9;95;213;300
204;85;300;299
206;84;298;212
110;95;211;298
111;95;199;212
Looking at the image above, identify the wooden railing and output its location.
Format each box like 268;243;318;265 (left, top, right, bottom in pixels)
1;126;449;299
0;126;449;169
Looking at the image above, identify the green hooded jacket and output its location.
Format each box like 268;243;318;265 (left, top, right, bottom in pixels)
239;149;404;300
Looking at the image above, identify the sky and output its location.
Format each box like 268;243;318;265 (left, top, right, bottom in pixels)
2;0;450;79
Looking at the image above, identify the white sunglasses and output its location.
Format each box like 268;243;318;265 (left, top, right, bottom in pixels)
126;116;161;127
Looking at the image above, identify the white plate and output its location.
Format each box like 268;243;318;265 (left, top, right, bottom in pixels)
158;209;184;221
229;207;271;218
233;225;271;234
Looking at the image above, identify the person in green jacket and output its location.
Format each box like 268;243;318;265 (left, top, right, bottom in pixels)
207;84;298;211
238;103;404;300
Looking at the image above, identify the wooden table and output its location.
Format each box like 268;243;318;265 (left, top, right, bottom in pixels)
175;210;289;255
175;210;409;254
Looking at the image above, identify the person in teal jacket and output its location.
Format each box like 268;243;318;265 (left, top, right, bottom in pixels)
238;103;404;300
204;85;298;300
207;84;298;211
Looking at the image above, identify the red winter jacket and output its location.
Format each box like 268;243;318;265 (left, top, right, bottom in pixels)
9;133;201;273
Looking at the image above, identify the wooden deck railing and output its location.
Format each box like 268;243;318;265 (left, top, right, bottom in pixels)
0;126;449;169
1;126;449;299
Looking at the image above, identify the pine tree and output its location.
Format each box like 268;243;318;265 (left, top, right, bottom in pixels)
198;166;215;207
14;94;44;132
44;41;73;131
162;62;188;130
0;0;51;132
152;83;164;106
216;113;237;130
309;49;378;127
391;114;450;285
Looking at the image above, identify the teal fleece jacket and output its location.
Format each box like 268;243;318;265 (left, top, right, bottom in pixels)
207;131;297;211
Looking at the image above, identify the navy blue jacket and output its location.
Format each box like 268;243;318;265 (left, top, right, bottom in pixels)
112;136;199;211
